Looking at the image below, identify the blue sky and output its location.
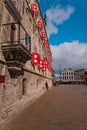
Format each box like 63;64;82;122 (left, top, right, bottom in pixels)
38;0;87;73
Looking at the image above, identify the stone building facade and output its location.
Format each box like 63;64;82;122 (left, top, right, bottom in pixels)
61;68;86;84
74;69;85;83
61;68;74;83
0;0;54;125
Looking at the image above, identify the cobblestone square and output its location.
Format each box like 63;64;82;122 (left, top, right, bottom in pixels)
1;85;87;130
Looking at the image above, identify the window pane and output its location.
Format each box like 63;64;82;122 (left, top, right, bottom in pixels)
25;32;31;45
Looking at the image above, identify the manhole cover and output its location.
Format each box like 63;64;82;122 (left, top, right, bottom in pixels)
52;122;61;127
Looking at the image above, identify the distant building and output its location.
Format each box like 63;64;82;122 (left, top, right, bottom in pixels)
85;71;87;82
61;68;74;83
61;68;87;84
74;69;85;83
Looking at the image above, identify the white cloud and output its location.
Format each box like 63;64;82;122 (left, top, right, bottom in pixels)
50;41;87;73
46;5;75;37
46;21;58;38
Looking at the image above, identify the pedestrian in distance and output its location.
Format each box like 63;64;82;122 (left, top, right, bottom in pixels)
45;81;49;91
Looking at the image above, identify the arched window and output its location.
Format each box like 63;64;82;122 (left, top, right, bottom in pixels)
25;32;31;52
10;24;16;43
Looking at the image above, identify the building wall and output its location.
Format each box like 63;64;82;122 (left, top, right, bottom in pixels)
0;0;53;126
74;69;85;83
61;68;74;82
61;68;86;84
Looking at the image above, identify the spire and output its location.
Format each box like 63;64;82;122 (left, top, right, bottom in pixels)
43;13;47;26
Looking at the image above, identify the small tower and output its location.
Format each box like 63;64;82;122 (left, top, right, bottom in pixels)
43;14;47;26
59;64;62;76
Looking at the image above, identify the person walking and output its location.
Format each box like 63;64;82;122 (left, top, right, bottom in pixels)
45;81;49;91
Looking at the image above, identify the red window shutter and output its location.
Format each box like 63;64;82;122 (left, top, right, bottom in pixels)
42;67;46;72
38;21;42;30
41;32;46;38
45;60;48;66
32;52;40;59
0;75;5;83
32;52;40;65
35;10;39;16
38;60;47;72
32;58;39;64
42;63;46;72
31;3;38;14
38;64;43;68
39;60;44;64
44;40;49;47
38;59;44;69
44;40;48;44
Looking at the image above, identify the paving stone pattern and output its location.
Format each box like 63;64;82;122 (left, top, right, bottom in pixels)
1;85;87;130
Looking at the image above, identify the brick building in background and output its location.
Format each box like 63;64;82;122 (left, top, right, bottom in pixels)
74;69;86;84
61;68;87;84
0;0;54;125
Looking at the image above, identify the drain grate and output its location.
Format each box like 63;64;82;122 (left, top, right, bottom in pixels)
52;122;61;127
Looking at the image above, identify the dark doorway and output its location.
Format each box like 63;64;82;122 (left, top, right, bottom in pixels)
22;78;26;95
